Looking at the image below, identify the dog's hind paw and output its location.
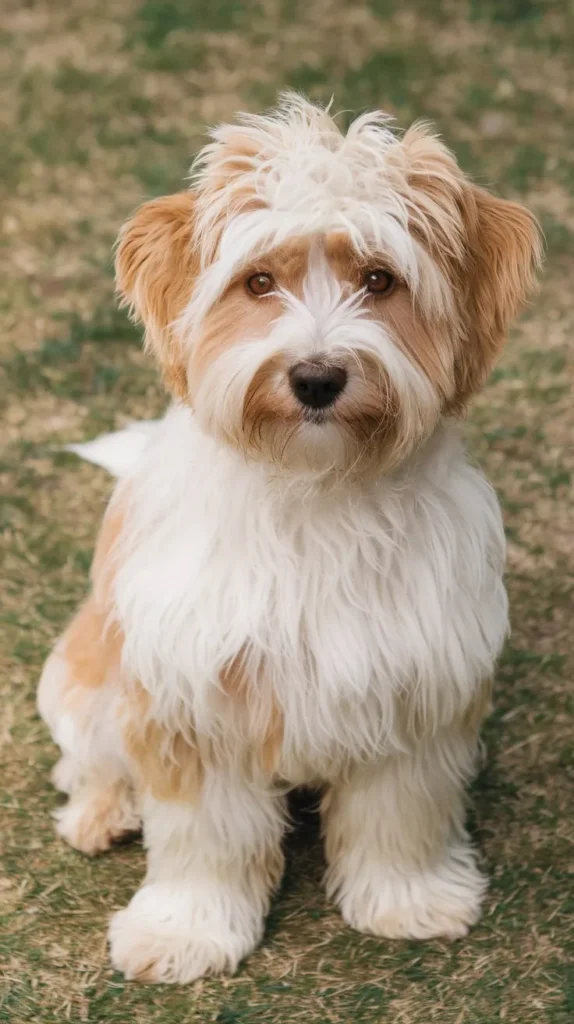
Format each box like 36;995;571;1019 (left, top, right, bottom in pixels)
55;781;141;856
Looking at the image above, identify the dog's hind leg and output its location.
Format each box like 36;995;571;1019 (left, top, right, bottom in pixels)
38;598;141;855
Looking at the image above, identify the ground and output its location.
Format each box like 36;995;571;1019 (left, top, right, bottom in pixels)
1;1;573;1021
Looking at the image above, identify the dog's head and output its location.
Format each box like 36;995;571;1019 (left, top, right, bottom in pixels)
116;94;541;475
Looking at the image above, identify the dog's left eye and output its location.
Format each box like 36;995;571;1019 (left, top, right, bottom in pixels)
247;272;274;296
365;269;395;295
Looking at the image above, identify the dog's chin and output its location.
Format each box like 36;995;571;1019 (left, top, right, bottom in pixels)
230;406;402;477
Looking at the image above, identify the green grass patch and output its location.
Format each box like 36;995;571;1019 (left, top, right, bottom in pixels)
127;0;261;47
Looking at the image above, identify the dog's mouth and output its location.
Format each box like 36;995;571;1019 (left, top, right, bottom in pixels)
302;407;331;426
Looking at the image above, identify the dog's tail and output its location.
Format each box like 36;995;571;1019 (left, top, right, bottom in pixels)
66;421;159;477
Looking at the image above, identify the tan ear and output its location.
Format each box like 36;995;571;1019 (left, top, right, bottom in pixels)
399;126;542;408
454;186;542;408
115;192;198;398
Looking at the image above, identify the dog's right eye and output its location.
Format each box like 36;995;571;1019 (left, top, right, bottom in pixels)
247;272;274;296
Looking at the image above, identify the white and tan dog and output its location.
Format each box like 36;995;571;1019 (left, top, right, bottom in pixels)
38;94;541;983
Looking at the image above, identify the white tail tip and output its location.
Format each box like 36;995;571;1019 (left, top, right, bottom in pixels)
66;421;159;477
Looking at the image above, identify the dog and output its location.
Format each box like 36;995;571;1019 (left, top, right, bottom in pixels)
37;94;541;983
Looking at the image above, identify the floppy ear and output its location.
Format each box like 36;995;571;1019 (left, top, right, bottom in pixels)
399;125;542;409
453;185;542;408
115;192;198;399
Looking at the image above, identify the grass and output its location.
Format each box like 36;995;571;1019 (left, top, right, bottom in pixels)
1;0;573;1021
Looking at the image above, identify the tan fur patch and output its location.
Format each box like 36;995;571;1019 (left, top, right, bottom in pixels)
241;353;302;458
259;700;284;777
188;235;316;392
452;186;543;407
378;290;457;403
115;192;198;398
195;129;268;261
53;488;129;708
333;351;400;456
325;232;399;287
63;596;123;692
91;488;128;611
188;287;281;393
220;653;284;778
56;779;140;856
123;684;203;802
397;126;541;407
323;232;458;404
398;124;468;264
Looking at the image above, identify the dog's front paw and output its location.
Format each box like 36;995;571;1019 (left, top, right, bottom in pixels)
109;882;261;984
336;843;487;941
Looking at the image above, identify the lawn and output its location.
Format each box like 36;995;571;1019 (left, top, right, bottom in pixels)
1;1;573;1021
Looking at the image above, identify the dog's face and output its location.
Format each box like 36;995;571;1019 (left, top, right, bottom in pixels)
184;232;442;474
117;95;541;475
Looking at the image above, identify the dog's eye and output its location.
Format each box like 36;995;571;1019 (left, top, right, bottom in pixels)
247;272;274;296
365;270;395;296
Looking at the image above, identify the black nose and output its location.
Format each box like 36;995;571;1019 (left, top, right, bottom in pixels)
289;362;347;410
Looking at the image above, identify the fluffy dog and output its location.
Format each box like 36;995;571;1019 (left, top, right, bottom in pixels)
38;94;541;983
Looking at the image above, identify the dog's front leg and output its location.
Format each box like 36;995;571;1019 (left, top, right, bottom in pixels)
322;730;486;940
109;774;286;983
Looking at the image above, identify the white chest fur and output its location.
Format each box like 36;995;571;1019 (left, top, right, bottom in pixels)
112;406;507;783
